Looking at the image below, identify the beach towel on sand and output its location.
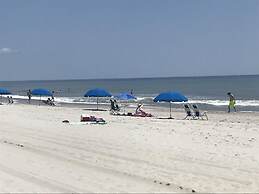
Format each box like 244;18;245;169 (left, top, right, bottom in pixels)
62;115;107;125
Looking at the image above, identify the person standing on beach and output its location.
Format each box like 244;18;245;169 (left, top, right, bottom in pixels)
10;96;13;104
27;89;32;104
227;92;236;112
7;96;10;104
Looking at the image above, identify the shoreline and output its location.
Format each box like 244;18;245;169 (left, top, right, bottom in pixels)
2;95;259;113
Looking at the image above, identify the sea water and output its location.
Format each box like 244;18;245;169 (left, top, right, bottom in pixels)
1;75;259;111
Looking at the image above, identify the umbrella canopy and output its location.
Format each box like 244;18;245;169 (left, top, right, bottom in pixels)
115;92;136;101
0;88;11;95
84;88;112;110
114;92;137;113
154;91;188;119
154;92;188;103
84;88;112;98
31;88;52;96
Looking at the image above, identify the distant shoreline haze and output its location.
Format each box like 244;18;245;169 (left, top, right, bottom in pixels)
0;74;258;83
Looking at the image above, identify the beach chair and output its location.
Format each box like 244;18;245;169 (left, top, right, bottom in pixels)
110;99;121;115
42;98;56;106
192;104;208;120
183;104;194;119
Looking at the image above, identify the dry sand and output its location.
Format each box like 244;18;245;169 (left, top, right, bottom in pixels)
1;103;259;193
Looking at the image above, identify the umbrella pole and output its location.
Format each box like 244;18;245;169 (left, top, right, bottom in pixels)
170;102;172;119
97;97;99;110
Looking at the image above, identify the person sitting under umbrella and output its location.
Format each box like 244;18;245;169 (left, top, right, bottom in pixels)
135;103;152;117
9;96;14;104
110;99;120;113
114;99;120;110
43;98;55;106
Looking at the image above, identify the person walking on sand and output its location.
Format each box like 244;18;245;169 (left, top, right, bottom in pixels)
227;92;236;113
27;89;32;104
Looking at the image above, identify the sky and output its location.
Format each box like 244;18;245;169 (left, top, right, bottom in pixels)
0;0;259;81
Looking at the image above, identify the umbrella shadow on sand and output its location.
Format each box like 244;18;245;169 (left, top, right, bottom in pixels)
82;108;107;111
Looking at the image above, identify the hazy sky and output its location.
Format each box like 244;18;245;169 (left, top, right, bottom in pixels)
0;0;259;81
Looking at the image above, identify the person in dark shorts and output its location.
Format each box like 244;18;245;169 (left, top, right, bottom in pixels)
27;89;32;104
51;91;55;102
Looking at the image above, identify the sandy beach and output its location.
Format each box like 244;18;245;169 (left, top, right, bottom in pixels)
0;103;259;193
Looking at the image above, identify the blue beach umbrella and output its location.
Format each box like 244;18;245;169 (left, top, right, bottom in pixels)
0;88;11;102
154;91;188;119
32;88;52;96
115;92;137;101
115;92;137;113
0;88;11;95
31;88;52;105
84;88;112;110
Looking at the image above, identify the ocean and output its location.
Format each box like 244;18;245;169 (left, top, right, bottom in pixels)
1;75;259;111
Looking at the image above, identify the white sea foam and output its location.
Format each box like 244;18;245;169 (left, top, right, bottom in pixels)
136;97;149;101
135;97;259;107
10;95;52;101
188;100;259;107
7;95;101;105
55;97;107;105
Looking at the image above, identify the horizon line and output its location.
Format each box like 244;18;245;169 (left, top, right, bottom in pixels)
0;73;259;82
